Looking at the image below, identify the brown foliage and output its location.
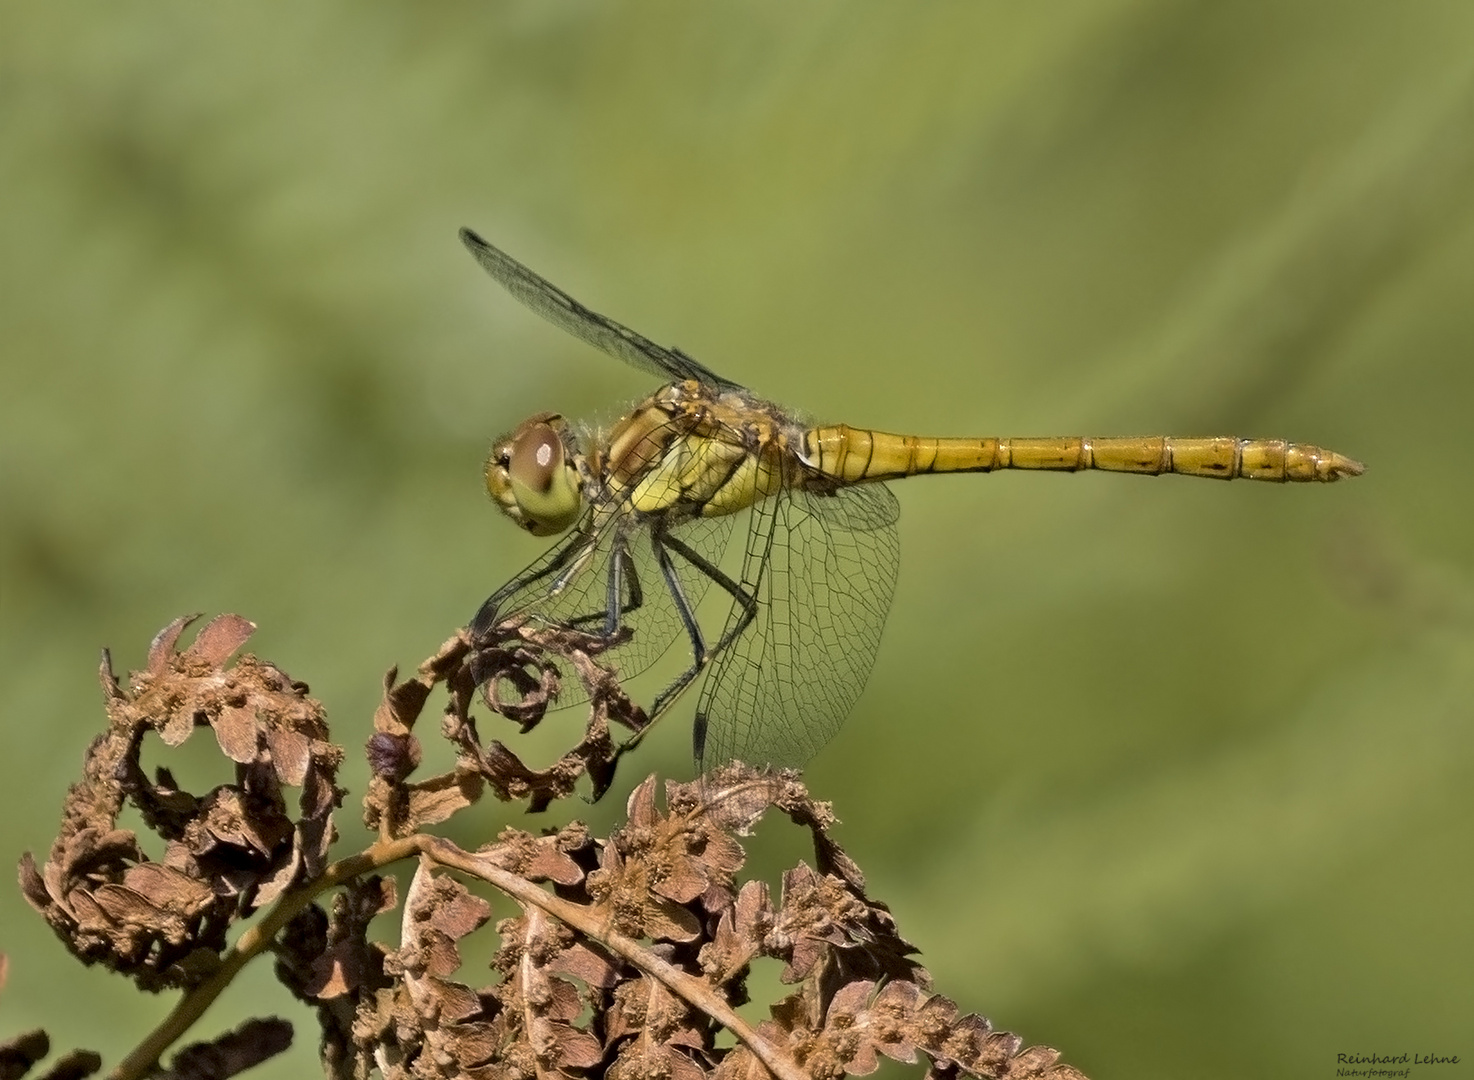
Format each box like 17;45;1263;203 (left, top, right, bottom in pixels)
14;617;1087;1080
153;1020;295;1080
363;622;648;830
18;614;344;993
0;1028;102;1080
313;772;1084;1080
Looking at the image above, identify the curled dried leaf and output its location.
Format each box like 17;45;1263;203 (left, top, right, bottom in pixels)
480;824;592;887
18;616;344;991
364;623;649;835
0;1026;101;1080
155;1019;293;1080
0;1029;52;1080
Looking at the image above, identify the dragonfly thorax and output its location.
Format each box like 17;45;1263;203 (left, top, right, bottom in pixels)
486;412;584;536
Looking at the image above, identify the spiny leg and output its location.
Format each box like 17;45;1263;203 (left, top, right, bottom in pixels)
667;532;758;677
688;504;776;769
617;524;758;758
608;539;642;635
473;532;643;691
553;535;642;636
471;530;590;637
474;534;652;734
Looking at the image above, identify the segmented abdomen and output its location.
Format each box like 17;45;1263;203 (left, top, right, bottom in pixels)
802;427;1364;483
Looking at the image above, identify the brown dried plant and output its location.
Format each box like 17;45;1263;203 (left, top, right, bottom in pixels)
11;614;1088;1080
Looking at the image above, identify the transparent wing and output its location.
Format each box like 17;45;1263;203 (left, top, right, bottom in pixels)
459;228;744;392
693;480;901;773
477;510;738;712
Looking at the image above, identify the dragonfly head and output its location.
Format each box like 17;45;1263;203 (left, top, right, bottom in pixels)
486;413;584;537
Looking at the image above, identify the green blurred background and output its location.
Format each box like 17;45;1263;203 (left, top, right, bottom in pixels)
3;4;1472;1078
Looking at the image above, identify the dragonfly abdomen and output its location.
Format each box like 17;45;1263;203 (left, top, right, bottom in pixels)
803;426;1364;483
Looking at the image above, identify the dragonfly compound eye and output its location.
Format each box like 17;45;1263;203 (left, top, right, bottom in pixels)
494;416;582;536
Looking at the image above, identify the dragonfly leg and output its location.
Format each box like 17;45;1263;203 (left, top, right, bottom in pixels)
647;538;709;713
471;531;590;637
618;525;758;757
666;534;760;766
473;527;646;654
604;538;642;636
546;538;644;637
665;532;757;659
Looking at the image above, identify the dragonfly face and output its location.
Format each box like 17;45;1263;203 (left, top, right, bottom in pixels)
459;227;1363;783
485;412;585;537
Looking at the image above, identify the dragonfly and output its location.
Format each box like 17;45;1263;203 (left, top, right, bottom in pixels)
460;227;1364;778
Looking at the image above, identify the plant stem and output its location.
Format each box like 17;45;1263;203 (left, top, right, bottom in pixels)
420;836;805;1080
111;833;801;1080
108;838;422;1080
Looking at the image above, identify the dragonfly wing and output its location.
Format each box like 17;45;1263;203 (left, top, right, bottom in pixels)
693;480;901;773
479;510;738;713
459;228;743;392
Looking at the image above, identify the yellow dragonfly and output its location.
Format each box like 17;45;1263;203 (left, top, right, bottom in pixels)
460;228;1363;776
